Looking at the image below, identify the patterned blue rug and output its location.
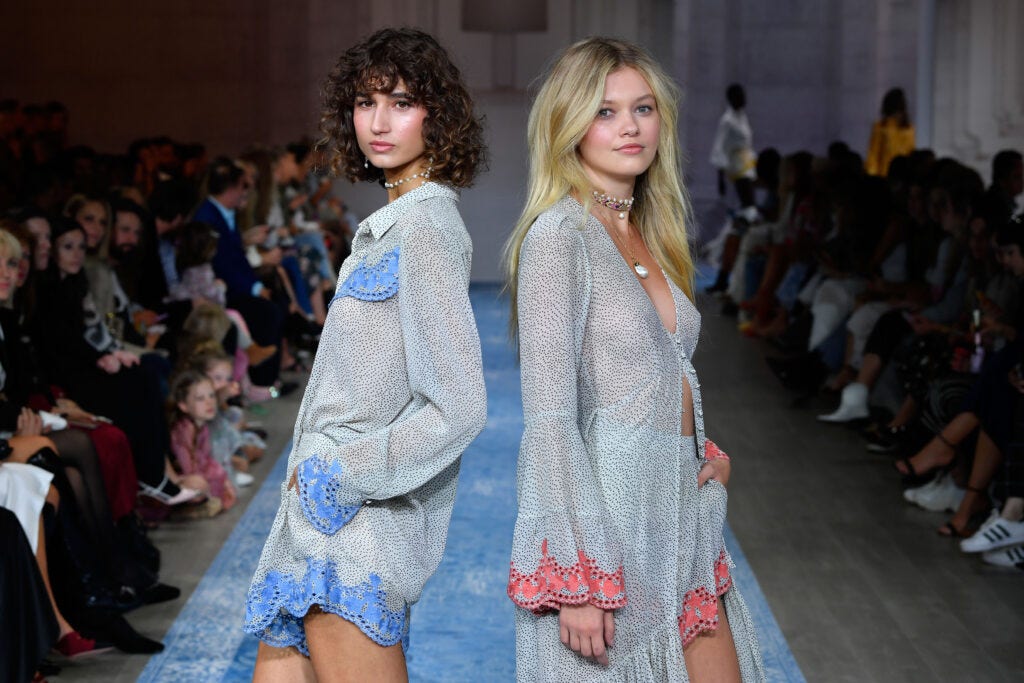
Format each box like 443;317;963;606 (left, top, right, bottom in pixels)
138;283;803;682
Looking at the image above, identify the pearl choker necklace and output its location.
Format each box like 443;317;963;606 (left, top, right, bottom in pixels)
592;190;635;219
383;165;432;189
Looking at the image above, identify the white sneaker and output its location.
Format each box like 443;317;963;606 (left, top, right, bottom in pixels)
903;475;941;505
817;382;870;422
981;543;1024;569
961;511;1024;553
235;471;255;488
914;473;965;513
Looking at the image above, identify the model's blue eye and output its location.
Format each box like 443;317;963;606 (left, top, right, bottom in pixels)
597;108;613;119
636;105;653;114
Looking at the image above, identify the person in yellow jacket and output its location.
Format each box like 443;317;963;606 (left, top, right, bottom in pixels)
865;88;915;177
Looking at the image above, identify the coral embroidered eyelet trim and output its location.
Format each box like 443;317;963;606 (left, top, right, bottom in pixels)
704;439;730;461
296;454;361;535
244;559;407;653
335;246;400;303
507;539;627;614
678;550;733;647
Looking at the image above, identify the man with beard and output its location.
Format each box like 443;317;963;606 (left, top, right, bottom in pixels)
108;198;147;301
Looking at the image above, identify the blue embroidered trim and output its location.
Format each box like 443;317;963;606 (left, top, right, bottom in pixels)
334;247;400;303
296;454;361;535
243;560;408;653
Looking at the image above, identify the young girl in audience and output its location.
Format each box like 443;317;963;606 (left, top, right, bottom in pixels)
191;347;262;487
168;370;236;513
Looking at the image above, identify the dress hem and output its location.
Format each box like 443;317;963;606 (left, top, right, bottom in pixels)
244;559;408;655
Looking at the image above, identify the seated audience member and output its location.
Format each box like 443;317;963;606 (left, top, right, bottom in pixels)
816;162;985;422
984;149;1023;227
167;370;236;516
897;219;1024;532
0;506;61;681
193;158;285;390
66;193;167;358
30;217;196;505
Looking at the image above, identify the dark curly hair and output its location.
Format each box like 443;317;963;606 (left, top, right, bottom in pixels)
320;27;485;188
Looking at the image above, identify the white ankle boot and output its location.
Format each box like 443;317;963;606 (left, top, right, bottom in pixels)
818;382;869;422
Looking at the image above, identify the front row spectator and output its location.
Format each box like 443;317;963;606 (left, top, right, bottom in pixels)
194;158;285;390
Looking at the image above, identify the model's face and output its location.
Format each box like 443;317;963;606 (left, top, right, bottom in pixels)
354;80;428;175
75;200;108;250
578;67;660;190
179;379;218;424
113;211;143;252
55;229;86;276
25;217;51;270
0;247;17;301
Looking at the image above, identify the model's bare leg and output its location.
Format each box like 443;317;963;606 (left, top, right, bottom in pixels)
304;607;407;683
252;642;316;683
683;597;741;683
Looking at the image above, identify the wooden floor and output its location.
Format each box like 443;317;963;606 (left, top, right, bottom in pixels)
54;294;1023;682
698;294;1024;683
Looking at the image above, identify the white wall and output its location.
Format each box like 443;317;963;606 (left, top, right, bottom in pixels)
930;0;1024;184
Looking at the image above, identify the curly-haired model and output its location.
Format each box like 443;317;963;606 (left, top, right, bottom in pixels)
320;27;486;188
245;26;487;682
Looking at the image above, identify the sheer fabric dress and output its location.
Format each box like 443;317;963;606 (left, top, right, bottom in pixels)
508;197;765;681
244;182;486;652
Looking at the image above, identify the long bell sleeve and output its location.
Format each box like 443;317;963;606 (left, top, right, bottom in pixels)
293;217;486;534
507;219;627;615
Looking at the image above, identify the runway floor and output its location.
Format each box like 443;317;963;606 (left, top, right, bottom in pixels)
59;282;1023;682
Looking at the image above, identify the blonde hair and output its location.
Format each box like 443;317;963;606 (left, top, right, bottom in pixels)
64;193;111;259
0;223;22;261
502;37;695;338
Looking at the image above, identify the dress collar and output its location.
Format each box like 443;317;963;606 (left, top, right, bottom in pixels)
357;182;458;241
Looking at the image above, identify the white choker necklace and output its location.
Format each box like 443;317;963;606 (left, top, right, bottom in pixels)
592;190;635;219
383;165;432;189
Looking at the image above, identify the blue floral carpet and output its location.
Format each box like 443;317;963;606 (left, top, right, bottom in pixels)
138;283;803;682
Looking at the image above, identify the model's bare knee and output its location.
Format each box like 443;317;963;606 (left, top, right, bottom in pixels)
305;608;407;683
253;641;315;683
683;597;741;683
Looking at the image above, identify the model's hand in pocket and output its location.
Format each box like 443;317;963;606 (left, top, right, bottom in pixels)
697;458;731;488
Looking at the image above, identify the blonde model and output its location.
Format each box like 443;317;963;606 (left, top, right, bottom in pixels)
505;38;765;682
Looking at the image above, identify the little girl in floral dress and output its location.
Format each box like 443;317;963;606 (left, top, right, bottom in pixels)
191;348;264;487
168;370;237;513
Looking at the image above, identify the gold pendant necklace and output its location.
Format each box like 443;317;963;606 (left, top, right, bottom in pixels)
605;222;649;279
